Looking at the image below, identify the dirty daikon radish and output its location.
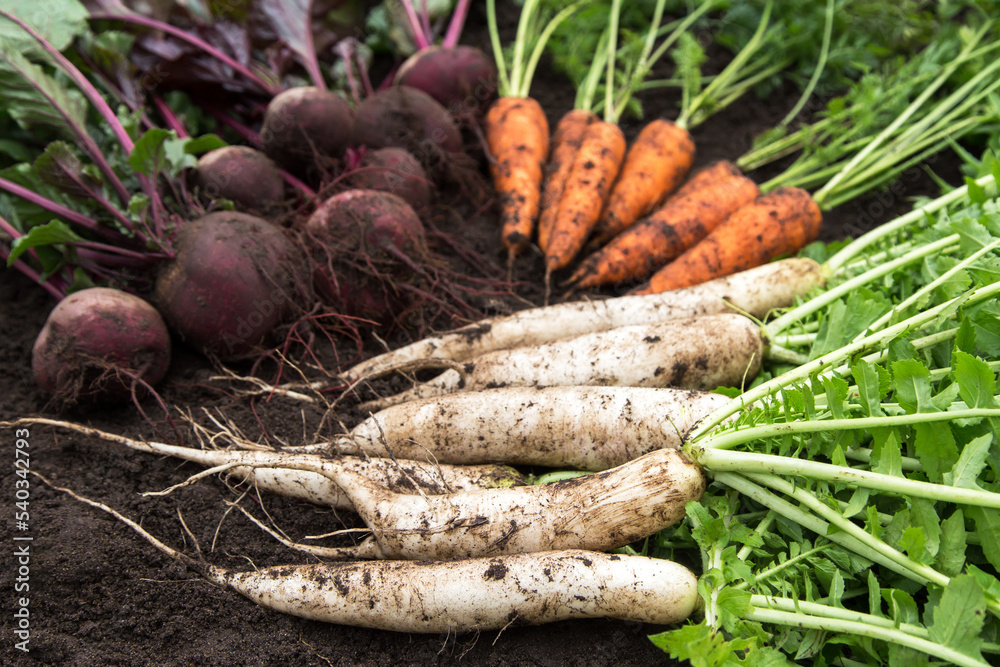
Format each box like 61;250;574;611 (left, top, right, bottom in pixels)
325;447;705;560
34;481;703;633
363;313;763;410
9;418;524;511
330;386;733;470
342;258;820;382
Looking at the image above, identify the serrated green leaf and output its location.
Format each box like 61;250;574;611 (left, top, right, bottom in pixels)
909;499;941;560
853;359;888;418
953;351;998;410
899;527;928;564
892;358;934;414
967;506;1000;572
7;218;82;264
943;433;991;489
928;574;986;659
936;509;967;577
650;622;754;667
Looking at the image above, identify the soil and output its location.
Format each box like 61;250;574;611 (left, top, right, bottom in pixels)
0;4;968;666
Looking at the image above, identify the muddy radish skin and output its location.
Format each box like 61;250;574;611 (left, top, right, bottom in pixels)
328;447;705;560
342;258;821;382
221;550;698;632
329;386;732;470
229;455;523;510
7;419;523;511
364;313;764;410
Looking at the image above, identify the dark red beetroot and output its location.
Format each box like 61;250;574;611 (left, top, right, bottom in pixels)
155;211;307;359
260;86;355;175
394;45;498;118
305;189;426;323
32;287;171;404
345;147;432;212
349;86;462;161
196;146;284;213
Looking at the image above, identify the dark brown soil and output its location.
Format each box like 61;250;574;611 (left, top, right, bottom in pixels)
0;4;968;666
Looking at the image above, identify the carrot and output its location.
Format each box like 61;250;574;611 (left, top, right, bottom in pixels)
568;161;760;290
484;96;550;264
483;0;584;271
587;119;696;248
536;109;598;252
632;187;823;294
544;120;627;276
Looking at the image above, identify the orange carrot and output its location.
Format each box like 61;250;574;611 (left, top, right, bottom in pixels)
568;161;760;290
588;119;695;248
544;121;627;276
537;109;599;253
631;187;823;295
483;96;550;267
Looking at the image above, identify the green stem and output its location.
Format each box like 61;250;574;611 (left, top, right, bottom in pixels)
712;472;930;584
692;280;1000;440
778;0;833;128
860;238;1000;338
485;0;510;95
812;23;991;207
678;0;773;129
520;1;586;98
764;235;959;340
825;173;997;274
733;541;826;588
741;471;950;587
744;607;991;667
698;446;1000;510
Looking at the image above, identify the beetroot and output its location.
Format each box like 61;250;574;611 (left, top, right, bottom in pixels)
305;189;426;322
260;86;355;175
196;146;284;213
349;86;462;160
155;211;307;359
346;148;432;212
32;287;171;404
394;46;498;117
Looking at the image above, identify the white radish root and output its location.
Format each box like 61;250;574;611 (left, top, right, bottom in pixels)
363;313;764;410
35;476;702;632
325;448;706;560
313;386;731;470
8;418;524;511
342;258;821;382
226;550;699;631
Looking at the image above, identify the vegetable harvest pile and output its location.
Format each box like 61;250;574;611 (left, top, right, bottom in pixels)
5;1;1000;665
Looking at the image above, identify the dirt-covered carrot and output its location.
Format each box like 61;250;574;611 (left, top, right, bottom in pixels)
337;386;731;471
587;119;695;248
34;482;703;631
484;97;549;262
362;313;764;410
537;109;599;252
633;187;822;294
484;0;583;271
340;258;823;383
624;23;1000;296
544;120;627;276
569;161;760;290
